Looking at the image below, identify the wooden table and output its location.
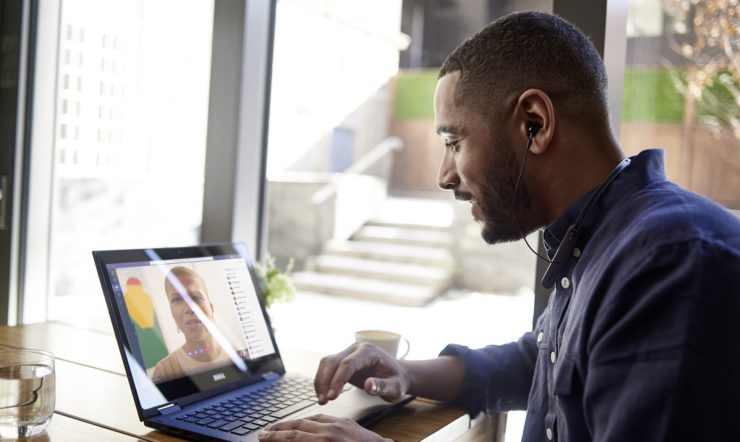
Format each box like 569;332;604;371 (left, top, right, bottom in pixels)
0;322;501;441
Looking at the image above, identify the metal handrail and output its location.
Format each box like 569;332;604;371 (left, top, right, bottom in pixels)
344;136;403;175
310;136;404;254
311;136;403;206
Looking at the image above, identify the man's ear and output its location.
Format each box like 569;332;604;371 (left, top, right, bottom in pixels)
516;89;554;155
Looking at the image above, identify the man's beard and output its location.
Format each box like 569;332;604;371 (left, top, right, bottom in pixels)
477;143;534;244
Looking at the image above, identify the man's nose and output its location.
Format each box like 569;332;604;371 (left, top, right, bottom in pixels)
437;150;459;191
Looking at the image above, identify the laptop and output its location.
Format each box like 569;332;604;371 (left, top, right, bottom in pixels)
93;243;414;441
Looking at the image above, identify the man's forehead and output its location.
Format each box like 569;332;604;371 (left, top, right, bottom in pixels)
434;72;464;135
436;71;491;138
434;72;459;107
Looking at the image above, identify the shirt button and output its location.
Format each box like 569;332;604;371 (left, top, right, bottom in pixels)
550;351;557;364
546;427;553;440
537;331;544;343
573;247;581;258
561;277;570;289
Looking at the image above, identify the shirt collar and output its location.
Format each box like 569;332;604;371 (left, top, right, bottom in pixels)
542;149;667;256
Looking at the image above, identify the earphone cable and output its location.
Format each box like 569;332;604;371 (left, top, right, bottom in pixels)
512;136;554;263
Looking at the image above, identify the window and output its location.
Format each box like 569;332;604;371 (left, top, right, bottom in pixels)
26;0;215;328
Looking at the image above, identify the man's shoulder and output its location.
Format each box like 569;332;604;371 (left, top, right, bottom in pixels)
613;180;740;254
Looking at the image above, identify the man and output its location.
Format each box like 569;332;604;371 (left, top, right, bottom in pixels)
259;12;740;441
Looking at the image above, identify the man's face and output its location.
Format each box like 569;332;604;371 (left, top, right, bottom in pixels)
165;273;214;341
434;72;532;244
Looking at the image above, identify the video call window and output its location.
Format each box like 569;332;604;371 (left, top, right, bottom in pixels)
111;257;275;383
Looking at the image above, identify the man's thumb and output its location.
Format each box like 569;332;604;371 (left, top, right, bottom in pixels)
364;377;403;401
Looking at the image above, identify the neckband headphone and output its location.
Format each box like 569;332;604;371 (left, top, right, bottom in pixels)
514;123;630;289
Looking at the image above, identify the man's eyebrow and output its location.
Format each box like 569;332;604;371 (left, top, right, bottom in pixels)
436;125;460;136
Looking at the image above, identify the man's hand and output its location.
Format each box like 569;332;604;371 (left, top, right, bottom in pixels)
314;342;411;405
257;414;391;442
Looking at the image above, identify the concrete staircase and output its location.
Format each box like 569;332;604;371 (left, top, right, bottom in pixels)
291;197;456;306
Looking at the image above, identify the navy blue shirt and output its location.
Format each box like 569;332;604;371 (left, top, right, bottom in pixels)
441;150;740;441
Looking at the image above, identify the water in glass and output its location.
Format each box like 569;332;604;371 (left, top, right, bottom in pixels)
0;351;55;439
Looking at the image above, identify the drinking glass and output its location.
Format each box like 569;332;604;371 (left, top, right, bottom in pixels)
0;349;55;439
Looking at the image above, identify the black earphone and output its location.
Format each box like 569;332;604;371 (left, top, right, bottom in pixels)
527;122;540;141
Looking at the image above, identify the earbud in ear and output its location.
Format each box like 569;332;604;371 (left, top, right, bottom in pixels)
527;123;541;139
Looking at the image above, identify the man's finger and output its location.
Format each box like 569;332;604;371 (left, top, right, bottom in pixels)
258;428;318;441
262;418;324;432
326;348;380;400
259;418;325;440
314;345;358;404
304;413;344;424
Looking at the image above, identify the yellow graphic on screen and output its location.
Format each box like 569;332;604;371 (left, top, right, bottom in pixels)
123;277;168;368
124;277;155;328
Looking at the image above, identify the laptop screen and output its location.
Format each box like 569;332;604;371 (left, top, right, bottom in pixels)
94;244;286;414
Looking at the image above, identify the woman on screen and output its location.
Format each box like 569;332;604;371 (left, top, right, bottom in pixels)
151;266;231;381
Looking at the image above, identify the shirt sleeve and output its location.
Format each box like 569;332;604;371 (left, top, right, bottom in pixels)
585;239;740;441
440;323;539;416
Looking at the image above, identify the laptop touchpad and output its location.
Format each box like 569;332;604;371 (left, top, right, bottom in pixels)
287;387;414;424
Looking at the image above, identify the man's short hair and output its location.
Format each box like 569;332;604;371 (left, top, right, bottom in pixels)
439;12;609;123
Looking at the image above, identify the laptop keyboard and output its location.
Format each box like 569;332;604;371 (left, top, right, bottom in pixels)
175;377;318;436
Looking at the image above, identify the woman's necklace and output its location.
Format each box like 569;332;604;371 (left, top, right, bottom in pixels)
186;346;211;358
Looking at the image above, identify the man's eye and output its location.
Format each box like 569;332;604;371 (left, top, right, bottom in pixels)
445;140;460;152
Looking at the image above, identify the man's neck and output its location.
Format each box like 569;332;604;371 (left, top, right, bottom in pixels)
537;137;625;225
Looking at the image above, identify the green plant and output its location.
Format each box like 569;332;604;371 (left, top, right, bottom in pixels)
254;254;296;309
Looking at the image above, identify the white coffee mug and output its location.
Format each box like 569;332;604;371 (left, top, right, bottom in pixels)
355;330;410;359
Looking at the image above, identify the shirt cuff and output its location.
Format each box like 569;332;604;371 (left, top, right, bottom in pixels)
440;343;489;417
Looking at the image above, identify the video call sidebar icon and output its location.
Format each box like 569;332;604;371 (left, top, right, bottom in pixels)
225;268;262;360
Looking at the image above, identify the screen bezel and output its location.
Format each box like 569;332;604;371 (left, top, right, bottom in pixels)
93;243;286;419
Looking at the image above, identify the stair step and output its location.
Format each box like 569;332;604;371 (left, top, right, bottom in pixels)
324;240;454;267
353;226;453;247
366;219;451;231
313;255;453;286
291;272;442;306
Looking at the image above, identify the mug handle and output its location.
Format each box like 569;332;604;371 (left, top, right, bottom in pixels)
398;338;411;360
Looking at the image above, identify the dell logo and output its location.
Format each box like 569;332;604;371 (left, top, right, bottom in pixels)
213;373;226;382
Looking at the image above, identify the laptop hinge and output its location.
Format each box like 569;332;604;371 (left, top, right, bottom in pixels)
158;403;182;415
262;371;280;381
